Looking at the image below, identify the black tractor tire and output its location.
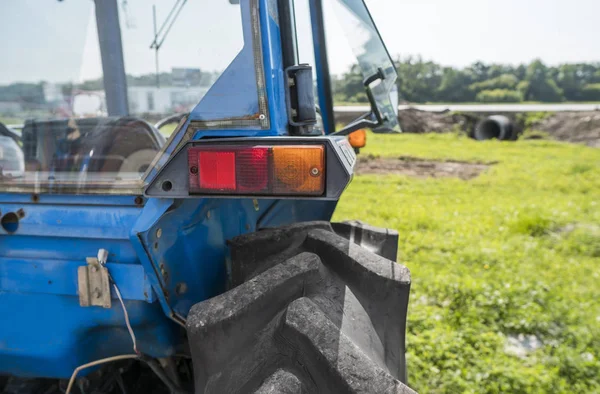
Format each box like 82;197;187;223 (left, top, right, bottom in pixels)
186;221;414;394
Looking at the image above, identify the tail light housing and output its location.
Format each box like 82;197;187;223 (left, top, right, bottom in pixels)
144;137;356;200
187;145;325;196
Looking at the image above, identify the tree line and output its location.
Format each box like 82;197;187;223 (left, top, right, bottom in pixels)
3;58;600;107
333;57;600;104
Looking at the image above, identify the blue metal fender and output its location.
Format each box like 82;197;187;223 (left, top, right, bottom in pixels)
0;195;179;378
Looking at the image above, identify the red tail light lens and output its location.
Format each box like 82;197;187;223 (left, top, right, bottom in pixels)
198;151;236;191
188;145;325;196
236;148;269;192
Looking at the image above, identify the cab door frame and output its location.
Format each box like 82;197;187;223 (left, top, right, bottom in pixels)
277;0;336;135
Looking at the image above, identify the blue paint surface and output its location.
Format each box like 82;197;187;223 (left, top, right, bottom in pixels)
0;195;176;378
0;193;337;379
259;0;289;135
0;258;153;302
0;292;176;378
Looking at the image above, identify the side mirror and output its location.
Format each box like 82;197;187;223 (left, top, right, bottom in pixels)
373;84;400;133
333;68;391;136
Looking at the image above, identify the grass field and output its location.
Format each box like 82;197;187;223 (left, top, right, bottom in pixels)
333;101;600;106
158;123;178;138
333;133;600;393
0;117;22;125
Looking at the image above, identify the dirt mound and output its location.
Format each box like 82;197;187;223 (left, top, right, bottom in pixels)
397;109;466;133
337;107;600;146
335;108;474;134
534;112;600;147
356;156;491;180
397;109;600;147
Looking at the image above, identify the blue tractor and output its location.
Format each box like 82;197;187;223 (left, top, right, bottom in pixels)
0;0;412;392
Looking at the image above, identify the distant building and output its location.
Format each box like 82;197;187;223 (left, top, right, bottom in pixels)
72;90;106;117
171;68;203;87
0;101;23;115
128;86;209;114
42;83;63;103
71;86;209;117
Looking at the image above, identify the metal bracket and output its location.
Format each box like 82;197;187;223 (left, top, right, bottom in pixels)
78;258;112;308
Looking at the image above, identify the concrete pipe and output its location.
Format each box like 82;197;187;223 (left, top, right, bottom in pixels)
474;115;516;141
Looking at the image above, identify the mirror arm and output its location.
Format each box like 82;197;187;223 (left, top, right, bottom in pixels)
332;113;380;136
363;67;385;86
332;68;387;136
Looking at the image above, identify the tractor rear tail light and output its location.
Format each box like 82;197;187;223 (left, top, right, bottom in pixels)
145;137;355;200
187;145;325;196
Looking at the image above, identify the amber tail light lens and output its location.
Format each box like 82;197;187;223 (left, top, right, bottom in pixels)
348;129;367;149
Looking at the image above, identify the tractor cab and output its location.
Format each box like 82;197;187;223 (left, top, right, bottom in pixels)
0;0;398;196
0;1;411;393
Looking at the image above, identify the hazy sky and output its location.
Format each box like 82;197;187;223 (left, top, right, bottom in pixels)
368;0;600;68
0;0;599;85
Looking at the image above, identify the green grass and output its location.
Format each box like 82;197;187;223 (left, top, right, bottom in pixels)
333;133;600;393
158;123;178;138
332;101;600;106
0;117;22;125
421;101;600;105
